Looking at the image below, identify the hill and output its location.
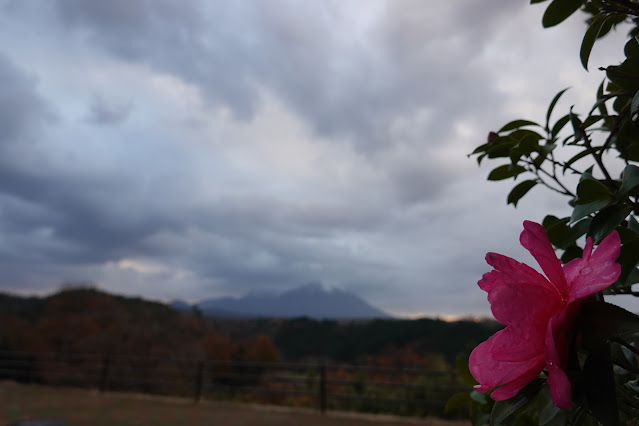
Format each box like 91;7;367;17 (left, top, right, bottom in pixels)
186;283;391;319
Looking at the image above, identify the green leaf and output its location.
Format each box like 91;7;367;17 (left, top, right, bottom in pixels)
486;136;517;159
631;90;639;122
590;204;632;243
563;149;591;173
571;199;611;223
544;216;590;249
581;14;608;70
576;178;613;204
619;164;639;196
551;114;570;139
540;400;564;425
507;180;537;207
578;302;639;340
561;244;583;262
594;79;610;117
625;36;639;59
531;0;550;3
616;237;639;287
498;119;540;133
510;134;541;163
487;164;526;181
570;109;588;142
574;343;620;426
542;0;586;28
546;88;570;127
471;389;488;405
490;379;544;426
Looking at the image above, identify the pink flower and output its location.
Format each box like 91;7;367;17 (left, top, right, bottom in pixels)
469;221;620;409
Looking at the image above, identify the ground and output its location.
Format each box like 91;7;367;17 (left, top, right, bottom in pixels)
1;381;471;426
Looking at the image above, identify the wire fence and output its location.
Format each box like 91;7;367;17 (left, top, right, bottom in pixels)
0;350;470;418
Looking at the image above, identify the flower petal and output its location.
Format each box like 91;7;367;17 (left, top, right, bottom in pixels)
491;325;546;362
547;363;571;410
545;304;579;410
470;333;545;395
479;253;563;326
564;232;621;302
491;363;545;401
520;221;568;295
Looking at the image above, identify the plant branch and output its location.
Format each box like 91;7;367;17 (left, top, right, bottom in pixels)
613;337;639;357
521;159;575;197
581;127;617;191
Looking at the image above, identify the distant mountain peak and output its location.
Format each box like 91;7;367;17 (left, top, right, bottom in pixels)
194;283;390;319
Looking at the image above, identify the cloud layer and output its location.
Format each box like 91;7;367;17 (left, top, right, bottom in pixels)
0;0;635;316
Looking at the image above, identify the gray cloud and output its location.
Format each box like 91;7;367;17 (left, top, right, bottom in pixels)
0;1;633;316
85;95;133;125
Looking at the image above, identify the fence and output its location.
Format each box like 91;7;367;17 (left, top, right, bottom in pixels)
0;350;470;418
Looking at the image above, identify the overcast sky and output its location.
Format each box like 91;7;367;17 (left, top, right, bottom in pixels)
0;0;636;318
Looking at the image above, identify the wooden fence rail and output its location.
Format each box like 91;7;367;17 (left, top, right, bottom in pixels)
0;350;470;418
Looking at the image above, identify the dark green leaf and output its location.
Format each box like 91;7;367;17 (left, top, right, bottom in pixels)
571;199;611;223
540;400;564;425
631;90;639;122
486;137;517;159
507;180;537;207
472;413;491;426
574;343;620;426
611;342;639;374
563;149;591;173
576;178;613;204
561;244;583;262
551;114;570;139
581;14;608;70
542;0;586;28
508;128;544;142
490;379;544;426
531;0;550;3
510;134;541;163
487;164;526;181
590;204;632;243
619;164;639;196
579;302;639;340
546;88;570;127
471;143;489;155
544;216;590;249
583;114;605;129
616;238;639;287
625;36;639;59
497;119;540;133
570;109;588;142
471;389;488;405
594;80;609;117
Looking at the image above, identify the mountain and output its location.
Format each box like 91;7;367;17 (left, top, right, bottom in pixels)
194;283;391;319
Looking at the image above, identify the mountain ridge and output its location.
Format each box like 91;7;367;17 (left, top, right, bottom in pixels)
172;283;391;319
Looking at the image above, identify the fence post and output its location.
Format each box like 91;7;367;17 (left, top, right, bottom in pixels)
99;355;110;394
194;360;204;403
319;363;327;414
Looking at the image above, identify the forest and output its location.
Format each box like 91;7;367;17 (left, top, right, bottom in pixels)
0;286;500;367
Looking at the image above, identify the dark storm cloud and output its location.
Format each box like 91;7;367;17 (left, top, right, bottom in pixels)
1;0;623;315
85;95;133;126
49;0;524;152
0;53;51;144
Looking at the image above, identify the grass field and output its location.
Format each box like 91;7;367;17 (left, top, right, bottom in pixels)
0;381;470;426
